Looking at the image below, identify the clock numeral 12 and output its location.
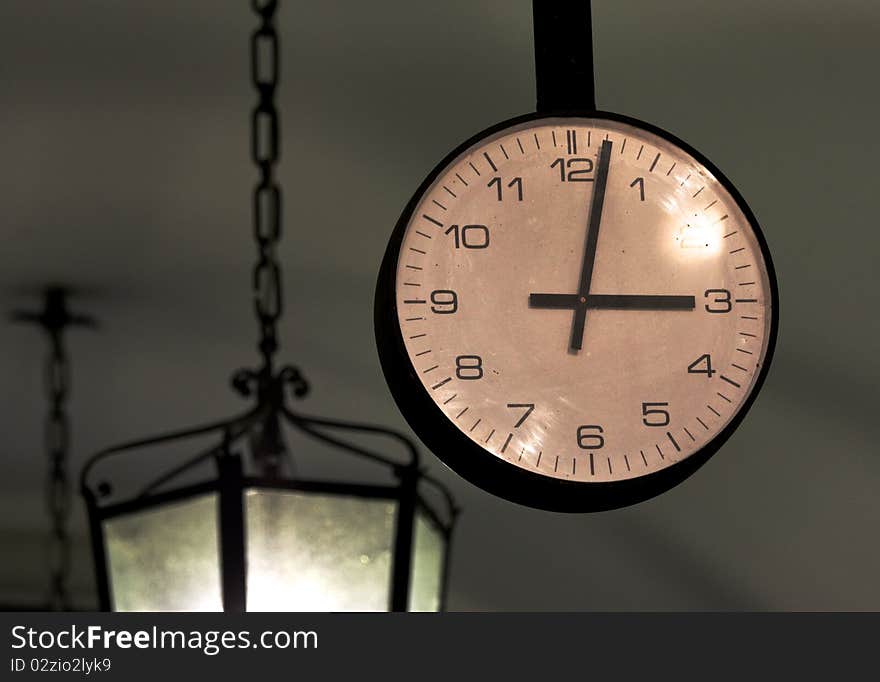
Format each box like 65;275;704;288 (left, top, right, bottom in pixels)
550;157;594;182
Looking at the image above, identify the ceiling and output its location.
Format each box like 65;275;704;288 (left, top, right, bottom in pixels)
0;0;878;609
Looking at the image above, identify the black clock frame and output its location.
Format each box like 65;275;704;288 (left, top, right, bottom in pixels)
374;109;779;512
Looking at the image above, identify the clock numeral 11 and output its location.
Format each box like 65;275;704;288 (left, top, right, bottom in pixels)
488;176;523;202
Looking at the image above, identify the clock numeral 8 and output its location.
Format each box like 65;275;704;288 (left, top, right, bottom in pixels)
455;355;483;380
704;288;732;313
430;289;458;314
576;425;604;450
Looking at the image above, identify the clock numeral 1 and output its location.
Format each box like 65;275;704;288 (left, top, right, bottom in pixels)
687;354;716;377
641;402;670;427
488;176;523;202
630;176;645;201
576;425;604;450
445;224;490;249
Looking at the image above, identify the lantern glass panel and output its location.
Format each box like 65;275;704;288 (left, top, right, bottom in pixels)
245;489;396;611
407;509;446;612
103;493;222;612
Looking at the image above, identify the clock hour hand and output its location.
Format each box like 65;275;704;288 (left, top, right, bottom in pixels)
530;293;696;310
570;139;613;351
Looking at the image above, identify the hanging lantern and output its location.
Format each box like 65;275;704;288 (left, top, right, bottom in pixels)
79;0;458;612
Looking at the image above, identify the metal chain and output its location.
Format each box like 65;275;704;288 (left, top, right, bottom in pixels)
45;333;71;610
251;0;283;370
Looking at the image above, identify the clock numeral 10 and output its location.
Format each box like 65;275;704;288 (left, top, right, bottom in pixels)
445;224;490;249
687;354;716;377
576;425;604;450
641;402;670;427
488;176;523;202
550;157;594;182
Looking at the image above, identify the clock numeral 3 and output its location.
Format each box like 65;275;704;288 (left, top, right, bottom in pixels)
704;288;732;313
455;355;483;380
576;425;605;450
641;402;670;427
445;224;490;249
430;290;458;314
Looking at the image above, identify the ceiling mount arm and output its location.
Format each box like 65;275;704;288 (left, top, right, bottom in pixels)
533;0;596;112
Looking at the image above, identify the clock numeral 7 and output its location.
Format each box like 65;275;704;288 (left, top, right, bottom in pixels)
506;403;535;428
641;402;670;427
445;224;490;249
550;157;594;182
576;425;604;450
488;176;523;202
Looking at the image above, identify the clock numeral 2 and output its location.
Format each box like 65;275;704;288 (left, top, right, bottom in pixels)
576;425;604;450
445;224;490;249
455;355;483;380
488;176;523;202
550;157;594;182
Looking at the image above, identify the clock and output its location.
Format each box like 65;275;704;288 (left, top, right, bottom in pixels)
374;5;777;512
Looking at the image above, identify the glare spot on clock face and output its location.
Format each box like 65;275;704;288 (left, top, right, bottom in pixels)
394;117;774;483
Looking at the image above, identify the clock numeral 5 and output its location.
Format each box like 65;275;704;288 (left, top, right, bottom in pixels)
455;355;483;380
488;176;523;202
576;425;604;450
550;157;594;182
430;289;458;314
445;224;490;249
704;288;732;313
641;402;670;427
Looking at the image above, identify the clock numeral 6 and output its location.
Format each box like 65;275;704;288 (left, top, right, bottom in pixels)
550;157;594;182
455;355;483;380
430;289;458;314
704;288;732;313
445;224;490;249
576;425;604;450
488;176;523;202
641;402;670;427
687;353;716;377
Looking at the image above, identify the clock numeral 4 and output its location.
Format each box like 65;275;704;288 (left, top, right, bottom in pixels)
704;288;732;313
641;402;670;427
550;157;594;182
455;355;483;380
488;176;523;202
430;289;458;314
445;224;490;249
687;354;716;378
576;425;604;450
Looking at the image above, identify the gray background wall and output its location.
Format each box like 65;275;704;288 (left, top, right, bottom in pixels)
0;0;877;610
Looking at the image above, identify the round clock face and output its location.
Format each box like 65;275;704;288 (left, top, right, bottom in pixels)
375;112;777;511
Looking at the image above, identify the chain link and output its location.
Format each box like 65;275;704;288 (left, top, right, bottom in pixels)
251;0;283;368
45;337;71;610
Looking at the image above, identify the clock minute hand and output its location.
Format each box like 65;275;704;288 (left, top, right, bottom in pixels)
569;139;613;351
530;293;696;310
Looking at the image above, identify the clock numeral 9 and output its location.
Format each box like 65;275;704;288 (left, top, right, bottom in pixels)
430;289;457;314
576;425;604;450
455;355;483;380
704;288;732;313
687;353;716;377
488;176;523;202
445;224;490;249
550;157;594;182
641;402;670;427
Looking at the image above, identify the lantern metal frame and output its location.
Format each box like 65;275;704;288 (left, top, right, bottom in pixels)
81;365;459;612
